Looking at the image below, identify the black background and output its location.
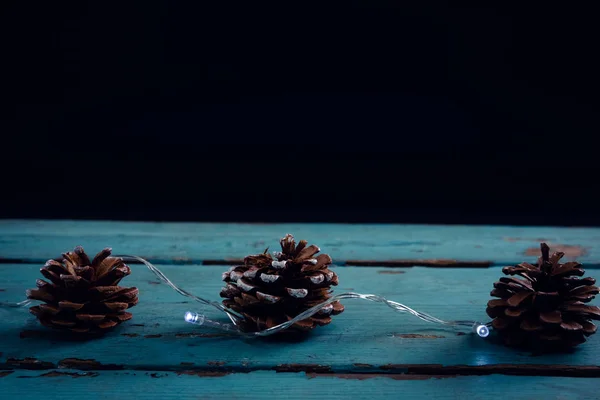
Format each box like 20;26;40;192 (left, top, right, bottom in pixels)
2;3;598;225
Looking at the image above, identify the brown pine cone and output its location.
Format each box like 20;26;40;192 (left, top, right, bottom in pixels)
487;242;600;349
26;246;139;334
220;234;344;333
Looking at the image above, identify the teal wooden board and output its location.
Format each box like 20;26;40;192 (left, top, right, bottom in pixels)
0;370;596;400
1;264;599;372
1;219;599;265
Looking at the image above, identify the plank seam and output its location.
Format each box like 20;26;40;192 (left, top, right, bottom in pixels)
3;360;600;378
3;257;600;268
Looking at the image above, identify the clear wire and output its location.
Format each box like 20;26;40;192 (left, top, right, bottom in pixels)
115;255;243;325
0;255;492;338
0;299;32;308
184;292;492;338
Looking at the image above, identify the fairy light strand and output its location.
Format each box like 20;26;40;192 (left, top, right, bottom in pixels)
0;255;492;338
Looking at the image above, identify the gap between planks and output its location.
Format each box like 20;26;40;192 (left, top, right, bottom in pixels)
4;257;600;268
3;359;600;378
5;257;600;268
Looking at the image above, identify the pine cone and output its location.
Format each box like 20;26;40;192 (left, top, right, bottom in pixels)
220;234;344;332
26;246;139;334
487;243;600;349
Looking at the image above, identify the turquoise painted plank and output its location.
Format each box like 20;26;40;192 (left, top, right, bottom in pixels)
1;264;599;372
0;370;596;400
1;219;599;264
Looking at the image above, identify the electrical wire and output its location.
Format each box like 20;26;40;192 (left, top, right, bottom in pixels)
0;255;492;338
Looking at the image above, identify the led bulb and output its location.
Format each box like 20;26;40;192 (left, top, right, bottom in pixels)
184;311;205;325
472;322;490;338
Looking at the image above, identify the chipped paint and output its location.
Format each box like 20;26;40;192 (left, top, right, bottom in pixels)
175;332;228;338
202;259;244;266
6;358;55;370
57;358;124;370
39;371;99;378
273;364;332;373
144;334;163;338
393;334;445;339
378;270;406;274
121;333;139;337
177;370;231;377
353;363;373;368
307;373;453;381
378;364;600;377
504;237;551;243
345;260;491;268
207;361;227;366
0;371;14;377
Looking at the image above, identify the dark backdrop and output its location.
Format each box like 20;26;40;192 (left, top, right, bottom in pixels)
2;3;599;225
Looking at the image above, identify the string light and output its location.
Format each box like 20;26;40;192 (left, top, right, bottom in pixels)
1;255;493;338
183;293;493;337
473;323;490;338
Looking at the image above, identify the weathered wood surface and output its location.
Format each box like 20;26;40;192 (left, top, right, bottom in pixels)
2;220;600;399
1;219;599;265
1;265;600;371
1;370;596;400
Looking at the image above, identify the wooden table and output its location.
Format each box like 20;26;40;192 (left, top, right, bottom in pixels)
1;220;599;399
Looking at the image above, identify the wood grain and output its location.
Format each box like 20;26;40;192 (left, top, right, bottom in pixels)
1;264;599;374
0;370;595;400
1;220;599;265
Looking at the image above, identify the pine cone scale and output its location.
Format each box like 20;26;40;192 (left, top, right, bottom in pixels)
539;310;561;324
331;301;344;314
57;301;85;311
40;269;62;285
561;321;583;331
98;320;118;329
76;314;105;322
581;320;597;334
301;254;331;272
39;304;60;314
507;291;533;307
109;312;133;322
73;246;91;265
26;288;54;303
52;319;77;327
256;291;281;304
294;246;320;262
91;248;112;269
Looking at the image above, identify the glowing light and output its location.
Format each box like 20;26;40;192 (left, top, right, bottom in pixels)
184;311;204;325
473;323;490;338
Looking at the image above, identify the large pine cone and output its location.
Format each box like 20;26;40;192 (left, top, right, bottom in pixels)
220;234;344;332
26;246;139;333
487;243;600;349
